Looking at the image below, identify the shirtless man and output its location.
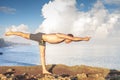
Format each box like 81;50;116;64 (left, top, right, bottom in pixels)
5;31;91;74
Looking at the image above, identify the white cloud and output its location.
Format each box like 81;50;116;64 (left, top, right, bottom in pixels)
36;0;77;34
5;24;29;33
0;6;16;14
103;0;120;5
36;0;120;39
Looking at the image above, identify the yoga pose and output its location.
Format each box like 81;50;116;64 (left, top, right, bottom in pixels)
5;31;91;74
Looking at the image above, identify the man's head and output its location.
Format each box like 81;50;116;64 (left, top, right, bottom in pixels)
67;34;73;37
65;34;74;44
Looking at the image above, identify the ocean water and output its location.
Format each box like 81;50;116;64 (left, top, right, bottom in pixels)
0;45;40;66
46;44;120;70
0;44;120;70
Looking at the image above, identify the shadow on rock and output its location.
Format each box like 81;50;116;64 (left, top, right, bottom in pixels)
106;69;120;80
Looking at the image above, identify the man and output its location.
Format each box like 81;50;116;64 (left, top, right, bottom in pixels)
5;31;91;74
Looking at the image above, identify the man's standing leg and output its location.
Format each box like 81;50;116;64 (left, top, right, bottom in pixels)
39;45;51;74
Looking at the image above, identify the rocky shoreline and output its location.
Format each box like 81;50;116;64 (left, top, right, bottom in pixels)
0;64;120;80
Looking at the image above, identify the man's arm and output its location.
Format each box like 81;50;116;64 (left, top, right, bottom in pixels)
56;33;74;40
56;33;90;41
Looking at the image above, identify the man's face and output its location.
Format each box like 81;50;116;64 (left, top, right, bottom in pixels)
65;39;72;44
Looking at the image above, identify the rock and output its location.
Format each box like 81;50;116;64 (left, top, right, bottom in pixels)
5;68;15;73
70;76;78;80
0;74;7;80
0;52;3;55
77;73;87;79
0;64;119;80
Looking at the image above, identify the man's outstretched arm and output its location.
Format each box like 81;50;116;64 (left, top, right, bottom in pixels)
56;33;74;39
71;36;90;41
56;33;90;41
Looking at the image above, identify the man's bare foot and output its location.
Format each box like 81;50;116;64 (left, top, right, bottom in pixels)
84;37;91;41
5;31;13;36
43;70;52;75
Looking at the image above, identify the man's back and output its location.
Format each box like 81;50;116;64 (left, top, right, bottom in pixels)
42;33;65;44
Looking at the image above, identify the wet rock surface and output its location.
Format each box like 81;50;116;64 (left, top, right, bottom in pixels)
0;64;120;80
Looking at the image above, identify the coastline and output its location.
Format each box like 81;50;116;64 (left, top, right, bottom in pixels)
0;64;120;80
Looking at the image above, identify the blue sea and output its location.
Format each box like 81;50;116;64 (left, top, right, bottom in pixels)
0;45;40;66
0;44;120;70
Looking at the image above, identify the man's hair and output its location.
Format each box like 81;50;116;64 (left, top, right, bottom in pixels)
67;34;74;37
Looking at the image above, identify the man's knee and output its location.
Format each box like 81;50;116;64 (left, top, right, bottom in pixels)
21;33;30;39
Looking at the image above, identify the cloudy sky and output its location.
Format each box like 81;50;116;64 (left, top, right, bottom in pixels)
0;0;119;35
0;0;120;44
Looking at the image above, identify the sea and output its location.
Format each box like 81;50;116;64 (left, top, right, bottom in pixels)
0;44;120;70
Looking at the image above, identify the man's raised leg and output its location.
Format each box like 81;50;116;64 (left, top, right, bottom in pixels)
5;31;30;39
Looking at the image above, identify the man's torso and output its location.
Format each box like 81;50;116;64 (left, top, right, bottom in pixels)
42;33;65;44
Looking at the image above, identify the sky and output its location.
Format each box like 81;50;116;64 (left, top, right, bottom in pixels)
0;0;119;43
0;0;96;35
0;0;120;44
0;0;49;34
0;0;119;37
